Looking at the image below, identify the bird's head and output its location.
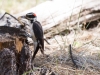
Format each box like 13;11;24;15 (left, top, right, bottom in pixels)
21;12;37;23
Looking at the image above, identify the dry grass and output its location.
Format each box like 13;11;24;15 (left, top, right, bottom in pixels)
31;25;100;75
0;0;46;14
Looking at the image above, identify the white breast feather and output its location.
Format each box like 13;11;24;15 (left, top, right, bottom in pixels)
30;23;37;42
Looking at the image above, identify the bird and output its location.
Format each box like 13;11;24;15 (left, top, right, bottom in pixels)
20;12;44;62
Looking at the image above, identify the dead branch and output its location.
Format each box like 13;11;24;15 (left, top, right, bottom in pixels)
14;0;100;38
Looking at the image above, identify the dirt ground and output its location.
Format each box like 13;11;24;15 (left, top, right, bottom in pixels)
29;22;100;75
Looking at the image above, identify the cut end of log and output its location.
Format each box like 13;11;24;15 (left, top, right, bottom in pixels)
0;26;27;52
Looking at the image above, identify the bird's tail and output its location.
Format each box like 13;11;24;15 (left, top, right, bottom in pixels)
31;39;44;62
39;38;44;55
32;43;39;62
44;38;50;45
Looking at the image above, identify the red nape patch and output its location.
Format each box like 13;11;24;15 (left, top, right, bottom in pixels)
33;13;36;17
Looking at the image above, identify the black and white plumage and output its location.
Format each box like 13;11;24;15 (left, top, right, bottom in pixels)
22;12;44;62
31;21;44;61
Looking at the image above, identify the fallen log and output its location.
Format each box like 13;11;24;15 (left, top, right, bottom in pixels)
0;26;33;75
15;0;100;38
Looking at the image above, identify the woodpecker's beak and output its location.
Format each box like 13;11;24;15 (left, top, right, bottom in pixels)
20;16;27;19
20;16;31;21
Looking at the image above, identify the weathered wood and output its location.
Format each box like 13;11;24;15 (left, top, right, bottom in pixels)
15;0;100;30
0;26;26;51
0;47;17;75
19;43;33;75
0;26;33;75
14;0;100;38
1;0;99;38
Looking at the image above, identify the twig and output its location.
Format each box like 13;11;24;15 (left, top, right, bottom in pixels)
0;12;24;26
69;44;78;68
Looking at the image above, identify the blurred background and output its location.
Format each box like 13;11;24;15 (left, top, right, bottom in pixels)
0;0;46;14
0;0;100;74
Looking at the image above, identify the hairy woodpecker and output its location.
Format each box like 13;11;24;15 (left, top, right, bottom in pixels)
21;12;44;62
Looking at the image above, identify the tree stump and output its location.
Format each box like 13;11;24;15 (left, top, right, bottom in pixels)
0;26;33;75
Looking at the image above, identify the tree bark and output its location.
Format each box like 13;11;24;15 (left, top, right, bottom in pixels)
0;26;33;75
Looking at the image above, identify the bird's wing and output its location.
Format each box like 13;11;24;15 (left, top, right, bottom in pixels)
33;21;44;49
32;21;43;38
35;21;43;29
